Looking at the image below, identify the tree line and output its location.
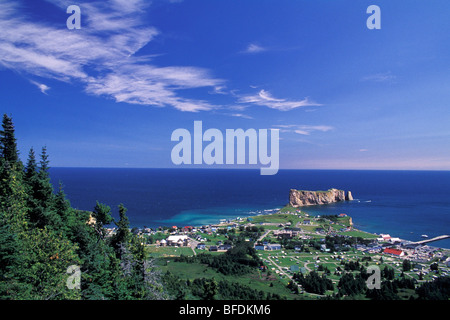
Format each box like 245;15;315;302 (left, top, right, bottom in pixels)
0;114;165;300
175;240;263;276
162;271;285;300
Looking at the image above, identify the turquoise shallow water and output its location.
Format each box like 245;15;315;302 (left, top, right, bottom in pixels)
49;168;450;248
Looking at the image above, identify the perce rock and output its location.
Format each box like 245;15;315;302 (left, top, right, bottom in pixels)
289;188;353;207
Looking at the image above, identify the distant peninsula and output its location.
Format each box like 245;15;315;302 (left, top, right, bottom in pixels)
289;188;353;207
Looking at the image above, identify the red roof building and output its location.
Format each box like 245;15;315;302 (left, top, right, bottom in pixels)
383;248;404;256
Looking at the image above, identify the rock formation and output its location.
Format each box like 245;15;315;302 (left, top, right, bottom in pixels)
289;188;353;207
346;191;353;201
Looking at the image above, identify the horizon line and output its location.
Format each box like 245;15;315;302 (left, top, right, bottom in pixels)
47;166;450;172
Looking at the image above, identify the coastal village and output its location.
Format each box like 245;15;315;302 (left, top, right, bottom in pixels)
105;198;450;299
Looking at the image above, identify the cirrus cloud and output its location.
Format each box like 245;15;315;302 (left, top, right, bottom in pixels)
0;0;223;112
239;89;322;111
274;124;334;135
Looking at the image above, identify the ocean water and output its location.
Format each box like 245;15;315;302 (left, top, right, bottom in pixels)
49;168;450;249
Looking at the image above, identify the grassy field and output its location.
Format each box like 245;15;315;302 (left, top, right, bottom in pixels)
156;258;299;299
146;245;194;257
248;213;302;225
145;208;449;300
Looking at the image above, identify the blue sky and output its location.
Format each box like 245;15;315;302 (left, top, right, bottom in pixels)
1;0;450;170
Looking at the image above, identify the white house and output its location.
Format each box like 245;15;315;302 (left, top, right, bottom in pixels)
166;235;189;247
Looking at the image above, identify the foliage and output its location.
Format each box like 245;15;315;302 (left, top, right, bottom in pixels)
161;271;285;300
175;240;263;276
0;114;165;300
293;271;334;295
415;276;450;300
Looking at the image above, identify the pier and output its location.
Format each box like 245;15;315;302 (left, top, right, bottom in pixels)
412;235;450;245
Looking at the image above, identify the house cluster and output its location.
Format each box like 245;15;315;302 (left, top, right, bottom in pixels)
273;229;300;239
352;233;448;263
376;234;402;243
201;243;233;252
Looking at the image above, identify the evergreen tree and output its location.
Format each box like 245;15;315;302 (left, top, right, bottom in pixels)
402;259;412;272
0;114;19;165
24;147;37;182
0;115;169;300
0;161;28;233
0;222;31;298
92;201;113;239
27;146;55;228
111;203;130;255
54;182;70;219
37;146;53;206
17;226;81;300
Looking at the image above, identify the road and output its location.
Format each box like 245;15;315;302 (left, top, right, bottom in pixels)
258;230;272;242
188;237;199;255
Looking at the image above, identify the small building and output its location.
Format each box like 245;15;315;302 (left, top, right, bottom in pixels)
274;230;298;239
166;235;189;247
255;245;265;251
196;243;206;250
209;245;218;252
218;244;232;251
383;248;404;257
266;244;282;251
388;237;402;244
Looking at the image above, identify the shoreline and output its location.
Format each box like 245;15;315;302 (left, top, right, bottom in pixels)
185;204;450;251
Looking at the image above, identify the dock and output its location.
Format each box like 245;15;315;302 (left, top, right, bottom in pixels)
412;235;450;245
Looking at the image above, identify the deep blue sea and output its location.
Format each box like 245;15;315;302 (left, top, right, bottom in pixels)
49;168;450;249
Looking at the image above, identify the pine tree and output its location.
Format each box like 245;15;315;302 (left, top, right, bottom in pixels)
24;147;38;183
27;146;55;228
0;211;19;278
0;115;169;300
0;115;25;217
92;201;113;239
0;114;19;165
0;211;31;299
111;204;130;255
54;182;70;218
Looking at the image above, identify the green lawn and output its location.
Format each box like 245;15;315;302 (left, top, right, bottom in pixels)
146;245;194;257
156;259;299;299
250;213;302;225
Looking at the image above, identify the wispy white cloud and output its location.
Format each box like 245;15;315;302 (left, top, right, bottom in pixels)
361;71;396;83
0;0;223;112
274;124;334;135
30;80;50;94
239;89;321;111
242;43;266;54
229;113;253;119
